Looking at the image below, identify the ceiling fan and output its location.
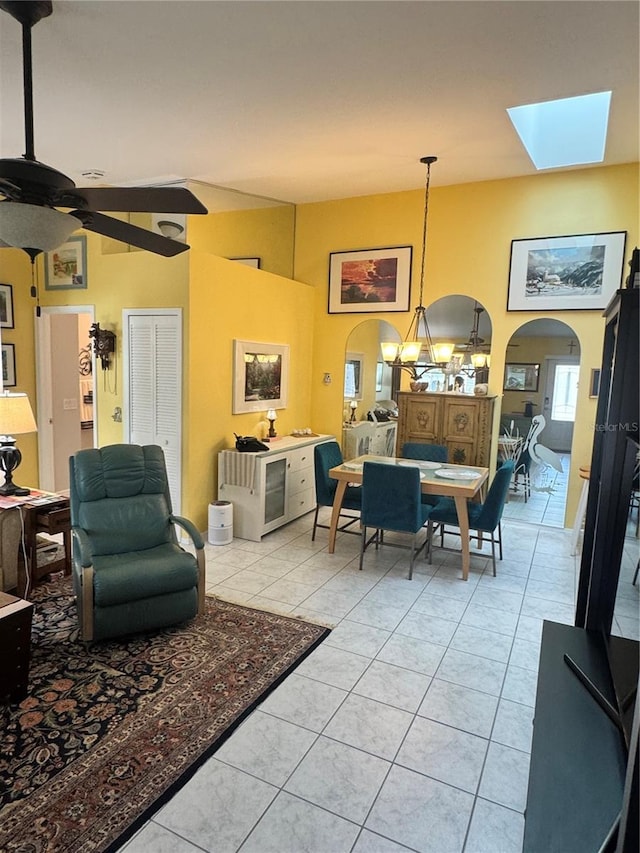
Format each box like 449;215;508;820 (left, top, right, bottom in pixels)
453;303;491;354
0;0;207;259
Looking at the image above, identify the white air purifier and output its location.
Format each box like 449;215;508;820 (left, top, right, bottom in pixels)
208;501;233;546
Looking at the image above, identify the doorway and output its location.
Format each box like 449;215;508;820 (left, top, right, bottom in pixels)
541;356;580;451
500;319;580;528
35;306;96;492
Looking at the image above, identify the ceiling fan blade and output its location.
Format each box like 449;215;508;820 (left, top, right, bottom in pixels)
73;210;189;257
0;177;22;201
63;186;207;215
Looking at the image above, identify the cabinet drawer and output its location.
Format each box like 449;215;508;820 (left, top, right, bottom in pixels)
288;487;315;519
288;468;313;495
36;506;71;535
288;446;314;472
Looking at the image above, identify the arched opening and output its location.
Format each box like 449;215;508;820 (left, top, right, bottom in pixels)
500;318;581;528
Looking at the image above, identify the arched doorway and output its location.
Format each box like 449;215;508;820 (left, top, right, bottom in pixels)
501;318;581;527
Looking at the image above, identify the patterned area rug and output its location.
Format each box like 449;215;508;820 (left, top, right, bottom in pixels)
0;580;330;852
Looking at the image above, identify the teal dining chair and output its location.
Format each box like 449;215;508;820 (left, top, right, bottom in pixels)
401;442;448;464
402;442;448;507
312;441;362;541
427;461;515;576
359;461;432;580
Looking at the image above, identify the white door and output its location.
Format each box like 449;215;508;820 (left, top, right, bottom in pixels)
541;356;580;452
123;310;182;513
35;306;96;492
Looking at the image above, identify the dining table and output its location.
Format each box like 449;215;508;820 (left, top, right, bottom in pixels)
328;455;489;581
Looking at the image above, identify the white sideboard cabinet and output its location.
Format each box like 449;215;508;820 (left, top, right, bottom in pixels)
342;420;397;460
218;434;332;541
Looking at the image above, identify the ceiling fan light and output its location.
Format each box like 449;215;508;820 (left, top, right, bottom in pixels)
157;219;185;240
471;352;487;368
0;202;80;252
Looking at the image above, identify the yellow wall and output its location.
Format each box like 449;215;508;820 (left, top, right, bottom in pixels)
0;250;40;486
296;163;639;525
188;205;295;278
184;252;315;527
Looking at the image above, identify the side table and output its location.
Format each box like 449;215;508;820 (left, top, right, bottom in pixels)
0;591;34;704
0;491;71;598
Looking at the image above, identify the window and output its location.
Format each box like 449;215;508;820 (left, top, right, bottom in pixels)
551;364;580;421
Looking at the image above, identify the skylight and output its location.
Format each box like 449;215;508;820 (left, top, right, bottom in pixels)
507;91;612;170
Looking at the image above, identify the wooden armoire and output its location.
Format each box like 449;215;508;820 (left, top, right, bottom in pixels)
396;391;495;466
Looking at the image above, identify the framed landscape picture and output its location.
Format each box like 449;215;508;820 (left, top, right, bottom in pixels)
503;363;540;392
0;284;14;329
45;235;88;290
328;246;412;314
507;231;626;311
233;339;289;413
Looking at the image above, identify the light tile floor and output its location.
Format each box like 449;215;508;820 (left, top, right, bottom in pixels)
120;510;639;853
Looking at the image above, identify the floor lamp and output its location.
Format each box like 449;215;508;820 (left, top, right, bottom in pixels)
0;392;38;497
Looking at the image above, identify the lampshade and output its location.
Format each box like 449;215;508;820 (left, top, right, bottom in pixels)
266;408;277;420
0;202;81;253
471;352;488;369
432;342;455;364
0;391;37;436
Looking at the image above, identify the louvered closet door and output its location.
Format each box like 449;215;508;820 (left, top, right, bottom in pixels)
125;311;182;513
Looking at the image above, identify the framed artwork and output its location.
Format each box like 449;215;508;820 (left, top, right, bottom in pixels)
503;363;540;392
328;246;412;314
2;343;16;387
233;339;289;413
0;284;14;329
589;368;601;399
45;235;88;290
507;231;626;312
230;257;261;269
344;352;364;400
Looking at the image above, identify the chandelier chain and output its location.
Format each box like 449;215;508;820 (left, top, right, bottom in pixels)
417;157;434;309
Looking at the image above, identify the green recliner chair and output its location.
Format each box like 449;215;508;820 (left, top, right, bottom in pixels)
69;443;205;641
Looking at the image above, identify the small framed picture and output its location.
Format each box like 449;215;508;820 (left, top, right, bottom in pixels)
503;363;540;392
0;283;14;329
233;339;289;413
589;368;601;399
230;257;261;269
328;246;412;314
45;235;87;289
2;343;16;387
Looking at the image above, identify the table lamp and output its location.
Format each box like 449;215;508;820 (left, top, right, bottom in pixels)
0;391;38;496
266;408;278;438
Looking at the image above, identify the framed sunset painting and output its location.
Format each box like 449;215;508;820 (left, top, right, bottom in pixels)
328;246;412;314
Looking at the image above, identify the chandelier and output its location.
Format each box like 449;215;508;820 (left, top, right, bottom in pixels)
381;156;454;375
451;302;491;380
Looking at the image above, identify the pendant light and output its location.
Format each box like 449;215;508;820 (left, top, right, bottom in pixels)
382;156;454;369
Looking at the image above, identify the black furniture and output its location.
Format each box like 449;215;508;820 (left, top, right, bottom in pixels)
0;592;33;704
524;276;639;853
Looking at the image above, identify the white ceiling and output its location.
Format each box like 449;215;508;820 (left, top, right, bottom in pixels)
0;1;638;205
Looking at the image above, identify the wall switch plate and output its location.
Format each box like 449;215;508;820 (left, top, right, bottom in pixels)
63;398;78;410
